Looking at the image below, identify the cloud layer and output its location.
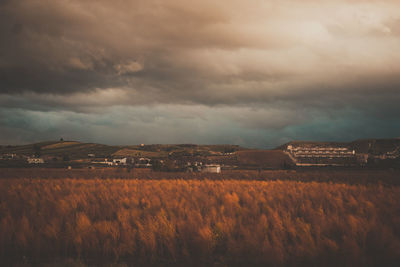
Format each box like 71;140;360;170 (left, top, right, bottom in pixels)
1;0;400;146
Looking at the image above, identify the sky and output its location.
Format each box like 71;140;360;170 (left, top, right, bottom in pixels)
1;0;400;148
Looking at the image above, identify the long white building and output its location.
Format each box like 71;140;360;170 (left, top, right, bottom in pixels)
286;145;357;166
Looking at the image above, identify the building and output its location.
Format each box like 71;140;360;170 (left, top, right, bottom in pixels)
92;158;128;166
201;164;221;173
384;149;399;159
92;159;114;166
27;157;44;164
135;158;152;168
1;153;16;160
186;161;203;172
113;158;127;166
286;145;357;166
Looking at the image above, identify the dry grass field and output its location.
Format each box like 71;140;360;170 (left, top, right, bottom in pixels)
0;177;399;266
1;168;399;186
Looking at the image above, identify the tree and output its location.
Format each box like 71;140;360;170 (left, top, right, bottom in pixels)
33;144;41;158
151;160;163;171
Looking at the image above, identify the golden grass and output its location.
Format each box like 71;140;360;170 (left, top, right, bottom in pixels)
0;179;399;266
1;168;400;187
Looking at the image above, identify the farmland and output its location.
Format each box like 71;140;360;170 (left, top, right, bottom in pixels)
0;175;399;266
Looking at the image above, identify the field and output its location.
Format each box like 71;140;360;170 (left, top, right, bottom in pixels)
0;173;399;266
1;168;399;186
235;150;294;169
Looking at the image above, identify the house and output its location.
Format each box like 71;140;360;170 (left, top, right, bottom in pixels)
27;157;44;164
93;158;128;166
135;158;152;168
92;159;114;166
201;164;221;173
113;158;127;166
1;153;16;160
186;161;204;172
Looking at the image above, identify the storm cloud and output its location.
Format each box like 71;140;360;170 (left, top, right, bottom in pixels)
1;0;400;147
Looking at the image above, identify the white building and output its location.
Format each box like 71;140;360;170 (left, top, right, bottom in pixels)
287;145;355;158
92;159;113;166
286;144;358;166
92;158;127;166
202;164;221;173
113;158;127;165
27;157;44;164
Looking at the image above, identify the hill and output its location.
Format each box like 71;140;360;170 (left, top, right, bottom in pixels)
0;141;120;160
0;141;246;160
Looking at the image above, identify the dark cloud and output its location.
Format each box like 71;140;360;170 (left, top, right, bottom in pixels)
1;0;400;145
1;105;399;148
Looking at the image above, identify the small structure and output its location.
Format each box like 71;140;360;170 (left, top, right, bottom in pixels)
202;164;221;173
92;159;114;166
186;161;203;172
113;158;127;166
1;153;16;159
93;158;127;166
135;158;152;168
88;153;95;158
27;157;44;164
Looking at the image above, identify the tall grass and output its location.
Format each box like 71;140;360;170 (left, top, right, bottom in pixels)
1;168;399;186
0;179;399;266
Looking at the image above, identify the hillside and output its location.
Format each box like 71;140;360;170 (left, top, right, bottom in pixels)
0;141;120;159
0;141;246;160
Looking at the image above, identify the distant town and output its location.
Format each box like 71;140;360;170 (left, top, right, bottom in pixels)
1;138;400;171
